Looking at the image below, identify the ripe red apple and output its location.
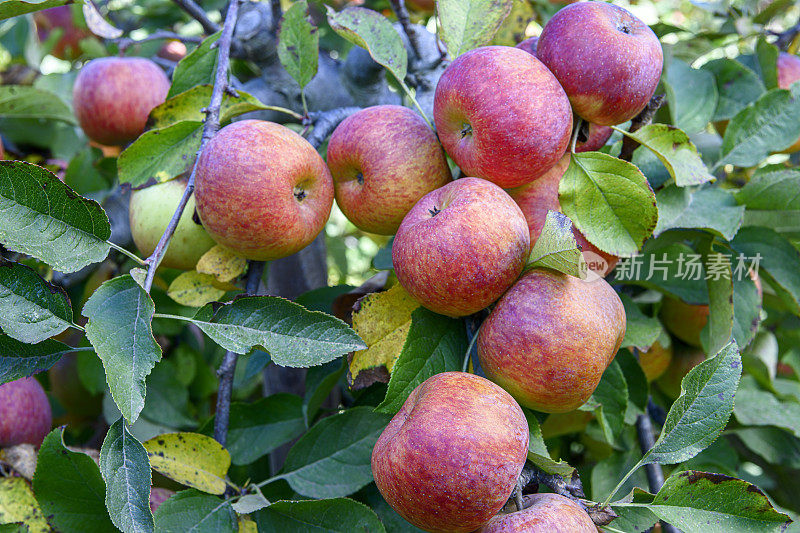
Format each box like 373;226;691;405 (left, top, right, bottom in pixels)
433;46;573;188
660;297;708;348
0;377;52;447
73;57;170;146
372;372;529;533
777;52;800;153
515;36;539;55
477;268;626;413
656;344;706;399
477;493;596;532
392;177;530;317
129;179;216;270
629;339;673;382
537;1;663;126
149;487;175;513
326;105;451;235
507;154;618;277
195;120;334;261
34;6;92;61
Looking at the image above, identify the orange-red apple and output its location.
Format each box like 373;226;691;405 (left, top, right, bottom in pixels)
0;377;52;447
372;372;529;533
326;105;451;235
477;268;626;412
195;120;334;261
392;177;530;317
656;344;706;399
34;6;92;60
660;297;708;348
433;46;572;188
477;493;596;532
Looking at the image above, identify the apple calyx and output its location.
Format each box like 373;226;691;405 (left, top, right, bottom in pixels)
428;205;441;217
356;171;364;185
293;185;307;201
460;123;473;138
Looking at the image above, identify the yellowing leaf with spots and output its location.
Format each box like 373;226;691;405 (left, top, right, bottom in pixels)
0;477;50;533
143;432;231;495
348;284;420;389
197;245;247;283
167;271;226;307
238;517;257;533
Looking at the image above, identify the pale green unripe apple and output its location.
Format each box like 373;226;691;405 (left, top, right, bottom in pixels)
129;179;216;270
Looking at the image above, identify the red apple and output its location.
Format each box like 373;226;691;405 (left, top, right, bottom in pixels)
478;493;596;532
629;339;673;382
326;105;452;235
477;268;626;413
537;1;663;126
34;6;92;61
129;179;216;270
507;154;619;277
158;40;188;62
660;297;708;348
433;46;573;188
0;377;52;447
372;372;529;533
515;36;539;56
195;120;334;261
392;177;530;317
73;57;170;146
777;52;800;153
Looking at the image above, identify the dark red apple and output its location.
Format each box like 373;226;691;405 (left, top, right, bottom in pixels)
392;177;530;317
537;1;663;126
34;6;92;60
478;493;596;532
0;377;52;447
433;46;573;188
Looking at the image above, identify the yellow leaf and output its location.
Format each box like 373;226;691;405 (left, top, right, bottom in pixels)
0;477;50;532
167;271;225;307
143;432;231;495
348;284;420;388
197;245;247;283
238;517;257;533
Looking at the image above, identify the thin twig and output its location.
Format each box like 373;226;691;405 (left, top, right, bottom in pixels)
390;0;421;59
173;0;221;34
618;94;665;162
213;260;265;446
636;411;680;533
304;107;362;149
116;30;202;53
775;21;800;51
142;0;241;293
271;0;282;32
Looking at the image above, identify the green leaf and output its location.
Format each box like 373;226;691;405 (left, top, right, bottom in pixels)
525;211;582;278
278;0;319;89
619;293;663;351
140;360;196;429
731;226;800;315
622;242;709;304
593;445;649;502
717;85;800;168
654;186;744;241
0;259;73;343
117;121;202;187
558;151;658;257
153;490;236;533
375;307;467;414
304;360;345;424
628;470;790;532
587;360;628;445
186;296;365;367
643;342;741;465
756;37;780;90
732;274;760;350
735;427;800;469
437;0;514;57
0;86;75;123
202;394;306;465
0;161;111;273
701;58;765;121
326;7;407;82
168;33;221;99
616;348;649;412
0;335;74;384
100;419;154;533
83;275;162;423
734;388;800;439
523;409;575;477
0;0;71;19
277;407;390;498
149;86;271;129
254;498;386;533
702;245;734;355
143;433;231;496
33;428;116;533
735;166;800;210
663;58;718;134
622;124;715;187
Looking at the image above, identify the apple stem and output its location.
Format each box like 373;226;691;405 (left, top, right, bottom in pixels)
141;0;241;294
214;259;266;449
172;0;221;34
462;317;482;372
618;94;665;162
389;0;421;59
270;0;282;31
570;118;583;154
